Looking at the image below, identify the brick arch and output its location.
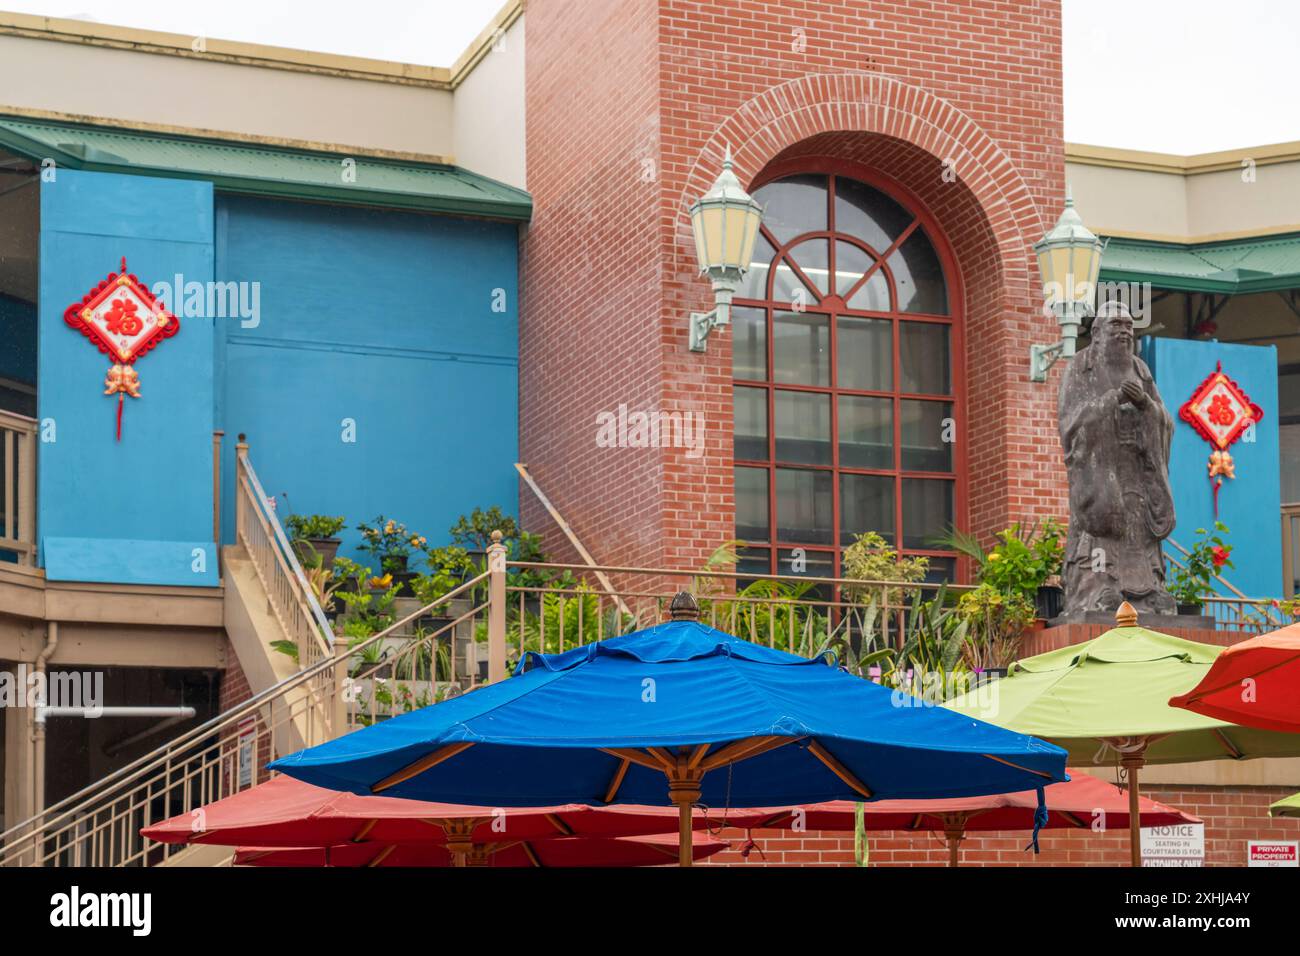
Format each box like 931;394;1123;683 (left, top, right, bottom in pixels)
675;72;1039;298
671;72;1064;544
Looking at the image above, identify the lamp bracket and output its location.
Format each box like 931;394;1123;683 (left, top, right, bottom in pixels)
689;303;730;352
1029;340;1068;383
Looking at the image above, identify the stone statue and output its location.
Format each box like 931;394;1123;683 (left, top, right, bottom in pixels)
1058;301;1177;618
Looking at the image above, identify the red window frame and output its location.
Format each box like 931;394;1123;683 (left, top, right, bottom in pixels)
733;157;969;582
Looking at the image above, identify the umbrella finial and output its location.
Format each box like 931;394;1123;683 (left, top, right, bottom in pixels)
1115;601;1138;628
669;591;700;621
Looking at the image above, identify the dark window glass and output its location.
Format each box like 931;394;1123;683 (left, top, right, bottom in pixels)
734;386;768;461
837;316;892;391
901;478;953;549
888;228;948;315
773;257;820;306
735;467;770;542
834;177;914;254
738;232;777;300
732;307;767;380
776;468;833;544
899;400;953;472
752;174;827;246
786;239;830;295
777;548;835;600
923;557;956;584
840;473;895;545
736;545;771;578
773;311;829;386
774;390;830;465
899;321;950;395
838;395;892;469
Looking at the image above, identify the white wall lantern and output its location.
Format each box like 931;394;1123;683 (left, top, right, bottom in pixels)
687;147;764;352
1029;188;1107;382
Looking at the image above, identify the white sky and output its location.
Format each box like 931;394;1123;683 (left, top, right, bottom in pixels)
5;0;1298;154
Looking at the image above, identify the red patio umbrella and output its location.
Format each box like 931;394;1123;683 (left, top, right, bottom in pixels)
233;832;726;867
711;770;1200;866
1169;626;1300;733
142;774;694;864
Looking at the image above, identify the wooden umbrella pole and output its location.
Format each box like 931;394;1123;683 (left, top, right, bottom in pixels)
667;752;705;868
1121;749;1147;868
941;813;968;868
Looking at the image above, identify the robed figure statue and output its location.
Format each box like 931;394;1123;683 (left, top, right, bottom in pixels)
1058;301;1177;618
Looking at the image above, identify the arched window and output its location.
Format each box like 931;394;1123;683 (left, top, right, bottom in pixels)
731;171;963;584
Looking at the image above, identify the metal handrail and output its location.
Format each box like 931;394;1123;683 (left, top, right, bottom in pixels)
0;570;489;862
236;448;334;651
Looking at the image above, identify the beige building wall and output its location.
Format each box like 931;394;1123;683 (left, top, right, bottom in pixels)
452;11;527;189
1067;142;1300;242
0;13;456;160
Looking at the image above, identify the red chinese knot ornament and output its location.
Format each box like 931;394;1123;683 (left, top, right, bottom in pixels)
64;258;179;440
1178;361;1262;516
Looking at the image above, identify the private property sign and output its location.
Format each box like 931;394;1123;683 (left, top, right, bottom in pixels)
1141;824;1205;867
1247;841;1299;867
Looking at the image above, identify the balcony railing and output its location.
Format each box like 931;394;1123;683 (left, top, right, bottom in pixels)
0;408;36;566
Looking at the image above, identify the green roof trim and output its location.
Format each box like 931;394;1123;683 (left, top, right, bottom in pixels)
1099;233;1300;294
0;116;531;222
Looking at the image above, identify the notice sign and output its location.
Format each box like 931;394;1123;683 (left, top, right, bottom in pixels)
1141;823;1205;867
1248;841;1298;867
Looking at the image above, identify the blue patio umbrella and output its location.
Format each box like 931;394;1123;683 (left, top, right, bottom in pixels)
272;594;1068;865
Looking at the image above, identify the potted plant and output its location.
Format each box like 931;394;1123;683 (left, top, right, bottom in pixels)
1168;521;1233;615
937;519;1064;621
300;549;344;622
956;583;1036;674
356;516;426;595
286;513;346;571
411;566;462;631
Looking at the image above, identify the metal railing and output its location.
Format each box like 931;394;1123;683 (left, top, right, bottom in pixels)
0;569;490;867
234;440;333;669
499;560;970;669
1165;538;1283;634
0;408;36;566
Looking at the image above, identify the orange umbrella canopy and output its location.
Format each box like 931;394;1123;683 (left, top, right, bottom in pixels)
233;833;726;868
719;769;1199;833
1169;626;1300;733
142;774;696;848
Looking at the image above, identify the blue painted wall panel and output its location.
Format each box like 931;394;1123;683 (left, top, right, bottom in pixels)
215;196;519;566
1147;337;1282;599
39;169;217;586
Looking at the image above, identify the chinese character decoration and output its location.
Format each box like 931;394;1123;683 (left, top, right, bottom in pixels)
63;258;179;440
1178;361;1263;516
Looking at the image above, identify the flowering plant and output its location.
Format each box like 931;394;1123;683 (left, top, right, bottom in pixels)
1168;521;1233;608
356;516;427;573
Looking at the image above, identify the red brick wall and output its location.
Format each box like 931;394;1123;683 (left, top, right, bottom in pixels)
523;0;1069;571
217;634;252;714
702;785;1300;866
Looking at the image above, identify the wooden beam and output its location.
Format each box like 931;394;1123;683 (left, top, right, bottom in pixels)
371;741;473;793
366;845;396;867
980;753;1055;780
807;741;873;799
699;735;802;772
602;758;630;804
545;813;573;836
351;818;378;842
597;747;670;773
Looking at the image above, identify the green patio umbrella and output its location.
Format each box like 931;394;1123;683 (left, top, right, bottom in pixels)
944;602;1300;866
1270;792;1300;819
